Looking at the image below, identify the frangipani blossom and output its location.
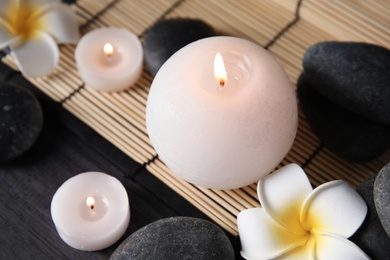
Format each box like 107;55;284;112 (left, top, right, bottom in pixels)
237;163;370;259
0;0;79;77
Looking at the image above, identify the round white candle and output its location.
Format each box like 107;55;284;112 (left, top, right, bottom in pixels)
75;27;143;92
51;172;130;251
146;36;298;189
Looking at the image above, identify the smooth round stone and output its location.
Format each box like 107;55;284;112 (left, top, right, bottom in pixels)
350;176;390;259
0;84;43;163
110;217;234;260
298;73;390;162
143;18;215;77
374;163;390;238
303;41;390;126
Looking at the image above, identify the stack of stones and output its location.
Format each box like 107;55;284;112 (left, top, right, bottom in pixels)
299;42;390;259
351;164;390;259
298;41;390;162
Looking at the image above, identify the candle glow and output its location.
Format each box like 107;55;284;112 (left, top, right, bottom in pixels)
86;196;95;210
214;52;227;86
103;43;114;57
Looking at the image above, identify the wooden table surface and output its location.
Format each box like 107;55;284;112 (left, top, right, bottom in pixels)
0;61;241;259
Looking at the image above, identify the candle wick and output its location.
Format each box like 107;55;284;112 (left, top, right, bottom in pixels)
219;78;225;87
90;205;94;210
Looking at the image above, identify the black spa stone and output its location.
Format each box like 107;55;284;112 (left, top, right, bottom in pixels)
297;73;390;162
374;163;390;238
110;217;235;260
350;176;390;260
143;18;215;77
303;41;390;126
0;84;43;163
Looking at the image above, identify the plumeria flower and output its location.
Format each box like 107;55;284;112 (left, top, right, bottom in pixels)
0;0;79;77
237;163;370;259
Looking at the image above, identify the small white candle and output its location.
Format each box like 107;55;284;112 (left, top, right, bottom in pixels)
51;172;130;251
75;27;143;92
146;36;298;189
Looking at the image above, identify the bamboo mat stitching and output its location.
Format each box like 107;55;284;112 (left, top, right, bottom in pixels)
302;143;324;170
76;0;119;32
139;0;188;37
264;0;303;49
124;154;159;180
59;83;85;104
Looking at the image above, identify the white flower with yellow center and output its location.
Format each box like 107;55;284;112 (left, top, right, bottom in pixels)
0;0;79;77
238;163;370;259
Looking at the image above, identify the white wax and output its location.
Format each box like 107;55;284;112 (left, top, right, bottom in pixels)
146;36;298;189
75;27;143;92
51;172;130;251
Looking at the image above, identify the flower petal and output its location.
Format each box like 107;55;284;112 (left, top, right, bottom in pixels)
258;163;312;234
315;233;370;259
277;236;316;260
300;180;367;238
0;22;16;49
10;30;59;77
32;2;79;43
238;208;308;259
0;0;17;21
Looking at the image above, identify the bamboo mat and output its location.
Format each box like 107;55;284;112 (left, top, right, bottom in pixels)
2;0;390;235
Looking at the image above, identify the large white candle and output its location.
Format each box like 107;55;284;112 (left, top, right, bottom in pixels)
146;37;298;189
51;172;130;251
75;27;143;92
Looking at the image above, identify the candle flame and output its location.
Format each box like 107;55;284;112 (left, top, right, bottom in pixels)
104;43;114;56
86;196;95;210
214;52;227;86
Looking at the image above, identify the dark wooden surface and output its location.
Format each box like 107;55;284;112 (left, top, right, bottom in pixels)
0;62;241;259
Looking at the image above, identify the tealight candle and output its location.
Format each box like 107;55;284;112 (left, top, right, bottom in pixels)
75;27;143;92
146;36;298;189
51;172;130;251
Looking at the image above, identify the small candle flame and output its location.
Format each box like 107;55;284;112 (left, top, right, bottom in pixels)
86;196;95;210
104;43;114;57
214;52;227;86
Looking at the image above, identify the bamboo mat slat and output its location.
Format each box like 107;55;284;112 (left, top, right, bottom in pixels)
94;0;178;36
146;160;238;235
77;0;113;17
299;0;390;47
2;0;390;236
271;0;300;13
165;0;294;46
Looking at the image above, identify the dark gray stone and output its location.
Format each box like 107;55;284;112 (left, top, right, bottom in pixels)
350;176;390;260
0;84;43;163
303;41;390;125
374;163;390;238
110;217;234;260
297;73;390;162
143;18;215;77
